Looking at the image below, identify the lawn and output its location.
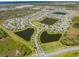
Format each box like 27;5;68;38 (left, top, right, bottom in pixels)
0;19;5;24
0;36;19;56
0;26;33;56
55;50;79;57
40;41;64;53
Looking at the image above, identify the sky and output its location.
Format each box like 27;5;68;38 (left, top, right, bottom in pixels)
0;0;78;1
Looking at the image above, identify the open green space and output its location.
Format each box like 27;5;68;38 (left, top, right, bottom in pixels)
0;29;7;39
0;36;18;56
0;37;32;57
0;28;32;56
0;19;5;24
60;16;79;46
40;41;64;53
55;50;79;57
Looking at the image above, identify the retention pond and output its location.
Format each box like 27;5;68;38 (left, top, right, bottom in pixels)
40;18;58;25
15;28;34;41
53;12;66;15
40;31;62;43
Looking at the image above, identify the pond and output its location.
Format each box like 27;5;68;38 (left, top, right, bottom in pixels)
53;12;66;15
73;22;79;28
40;31;62;43
15;28;34;41
40;18;58;25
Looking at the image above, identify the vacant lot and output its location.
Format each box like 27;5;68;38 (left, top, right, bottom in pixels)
60;16;79;46
0;28;32;57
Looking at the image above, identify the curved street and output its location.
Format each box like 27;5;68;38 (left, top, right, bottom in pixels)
29;19;45;56
45;47;79;57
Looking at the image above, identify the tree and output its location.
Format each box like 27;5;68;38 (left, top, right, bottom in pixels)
0;29;7;39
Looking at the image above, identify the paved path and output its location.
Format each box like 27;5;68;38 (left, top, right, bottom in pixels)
45;47;79;57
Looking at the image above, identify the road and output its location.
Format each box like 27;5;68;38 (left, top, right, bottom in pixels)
29;20;45;56
45;47;79;57
34;28;45;56
28;11;77;57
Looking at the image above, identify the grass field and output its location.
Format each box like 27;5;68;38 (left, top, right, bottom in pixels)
0;19;5;24
55;50;79;57
40;41;65;53
0;25;35;56
60;16;79;46
0;36;19;56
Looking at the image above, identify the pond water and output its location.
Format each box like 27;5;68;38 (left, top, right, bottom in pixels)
53;12;66;15
0;8;16;11
40;18;58;25
15;28;34;41
73;22;79;28
40;31;62;43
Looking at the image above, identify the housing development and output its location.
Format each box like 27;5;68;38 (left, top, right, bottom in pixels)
0;1;79;57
